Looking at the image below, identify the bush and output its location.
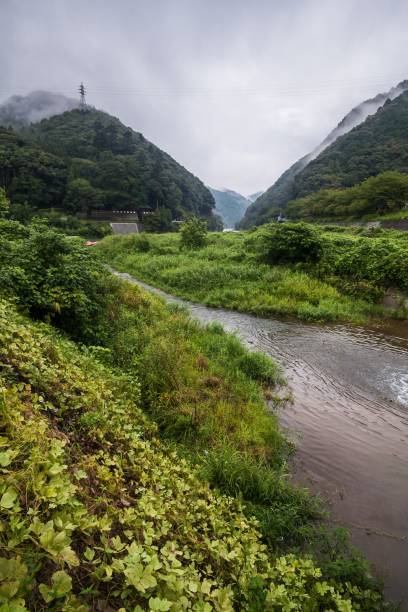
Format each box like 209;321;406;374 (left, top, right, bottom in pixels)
334;237;408;291
0;225;115;342
133;233;151;252
256;222;325;264
180;217;208;249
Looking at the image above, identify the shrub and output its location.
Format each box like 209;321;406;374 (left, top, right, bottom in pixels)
0;225;115;342
133;233;151;252
179;217;208;249
256;222;325;264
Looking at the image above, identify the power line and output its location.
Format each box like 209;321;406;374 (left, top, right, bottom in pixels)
1;73;407;100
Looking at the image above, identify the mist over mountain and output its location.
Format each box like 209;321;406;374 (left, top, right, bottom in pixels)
240;79;408;228
210;188;250;228
247;191;263;203
0;90;79;130
0;100;217;227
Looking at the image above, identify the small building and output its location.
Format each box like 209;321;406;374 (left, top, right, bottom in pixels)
88;209;141;223
110;222;140;235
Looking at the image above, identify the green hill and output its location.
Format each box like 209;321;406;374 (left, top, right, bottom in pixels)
0;105;216;226
240;84;408;228
292;91;408;199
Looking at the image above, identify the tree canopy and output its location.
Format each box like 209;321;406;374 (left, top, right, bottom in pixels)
0;108;216;225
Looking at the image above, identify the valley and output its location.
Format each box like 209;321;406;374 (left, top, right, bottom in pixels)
2;78;408;610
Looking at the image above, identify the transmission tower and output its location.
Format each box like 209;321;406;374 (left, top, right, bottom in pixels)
78;82;86;108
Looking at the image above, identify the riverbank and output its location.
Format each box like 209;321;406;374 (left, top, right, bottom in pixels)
113;269;408;609
96;227;407;325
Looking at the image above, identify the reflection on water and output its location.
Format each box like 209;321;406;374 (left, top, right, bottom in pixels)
114;271;408;607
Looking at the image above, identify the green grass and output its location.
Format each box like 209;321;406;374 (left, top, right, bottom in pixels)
96;231;399;324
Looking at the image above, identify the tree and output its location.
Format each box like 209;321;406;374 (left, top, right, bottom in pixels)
143;208;173;233
179;217;208;249
256;222;324;264
9;202;35;224
64;179;104;214
0;187;9;217
207;213;224;231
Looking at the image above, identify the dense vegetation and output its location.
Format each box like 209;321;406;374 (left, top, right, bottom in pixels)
97;224;408;324
0;220;388;609
240;90;408;228
0;128;67;209
0;107;218;226
287;171;408;220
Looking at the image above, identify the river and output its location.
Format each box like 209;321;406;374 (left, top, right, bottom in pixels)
114;271;408;608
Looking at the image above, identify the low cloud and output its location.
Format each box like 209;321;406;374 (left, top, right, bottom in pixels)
2;0;408;193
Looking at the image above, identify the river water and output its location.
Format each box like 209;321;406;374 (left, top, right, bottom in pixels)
114;271;408;607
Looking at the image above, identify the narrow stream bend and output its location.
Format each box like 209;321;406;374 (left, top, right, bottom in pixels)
114;271;408;607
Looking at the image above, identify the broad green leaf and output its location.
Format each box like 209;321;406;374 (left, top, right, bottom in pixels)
0;487;18;509
0;450;15;467
84;547;95;562
52;570;72;597
149;597;172;611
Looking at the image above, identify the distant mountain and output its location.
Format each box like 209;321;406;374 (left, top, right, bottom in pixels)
0;96;217;226
0;91;79;130
209;188;250;228
240;79;408;228
247;191;263;203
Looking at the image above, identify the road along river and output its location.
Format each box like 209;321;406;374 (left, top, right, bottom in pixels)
114;270;408;607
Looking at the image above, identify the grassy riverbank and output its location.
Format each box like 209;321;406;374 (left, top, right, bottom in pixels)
97;226;408;325
0;220;388;608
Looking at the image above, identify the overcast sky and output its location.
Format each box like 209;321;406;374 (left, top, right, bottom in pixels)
2;0;408;194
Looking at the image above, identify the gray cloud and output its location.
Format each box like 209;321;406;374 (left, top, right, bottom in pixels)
2;0;408;193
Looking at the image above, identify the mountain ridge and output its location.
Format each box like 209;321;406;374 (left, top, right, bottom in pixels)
240;79;408;228
0;97;217;225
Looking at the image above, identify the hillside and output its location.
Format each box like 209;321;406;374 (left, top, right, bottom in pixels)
240;80;408;228
210;187;250;228
292;91;408;198
0;100;216;226
247;191;263;202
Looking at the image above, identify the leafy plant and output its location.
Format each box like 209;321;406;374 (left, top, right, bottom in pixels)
180;217;208;249
0;300;384;610
254;222;325;264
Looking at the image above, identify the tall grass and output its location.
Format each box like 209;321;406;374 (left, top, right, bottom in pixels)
93;278;380;590
97;231;390;324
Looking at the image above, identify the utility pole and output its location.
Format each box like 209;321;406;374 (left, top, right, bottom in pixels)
78;82;86;109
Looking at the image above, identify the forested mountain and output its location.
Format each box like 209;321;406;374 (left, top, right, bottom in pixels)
0;101;216;227
240;80;408;228
209;187;250;228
